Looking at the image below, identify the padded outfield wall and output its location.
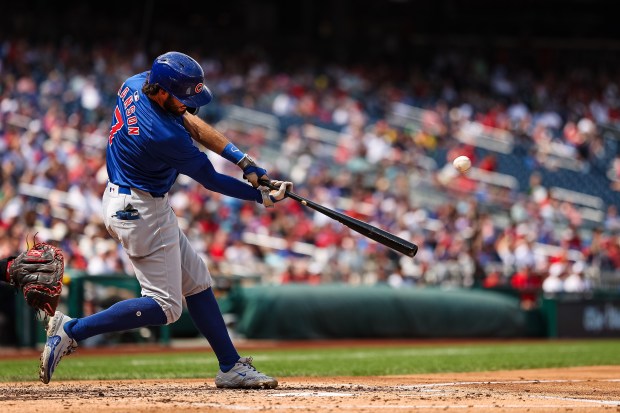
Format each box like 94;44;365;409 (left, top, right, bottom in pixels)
222;285;542;339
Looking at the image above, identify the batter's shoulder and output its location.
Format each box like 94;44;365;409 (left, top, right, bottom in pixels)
125;71;149;89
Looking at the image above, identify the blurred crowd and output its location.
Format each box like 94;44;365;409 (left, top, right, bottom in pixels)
2;39;620;307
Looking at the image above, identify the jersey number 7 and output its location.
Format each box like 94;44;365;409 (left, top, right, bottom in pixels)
108;106;123;146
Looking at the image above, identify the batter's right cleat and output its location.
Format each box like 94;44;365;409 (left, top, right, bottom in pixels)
39;311;78;384
215;356;278;389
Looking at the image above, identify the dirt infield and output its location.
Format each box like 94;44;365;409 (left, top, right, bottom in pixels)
1;365;619;413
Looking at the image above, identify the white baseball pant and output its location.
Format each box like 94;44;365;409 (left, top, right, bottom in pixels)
102;182;212;324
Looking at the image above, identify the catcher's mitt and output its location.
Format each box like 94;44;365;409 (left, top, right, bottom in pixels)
8;243;64;317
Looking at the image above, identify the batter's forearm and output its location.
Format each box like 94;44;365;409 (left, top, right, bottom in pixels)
183;112;269;187
183;112;230;154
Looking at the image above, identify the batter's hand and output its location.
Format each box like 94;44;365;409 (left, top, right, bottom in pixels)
237;154;269;188
260;180;293;207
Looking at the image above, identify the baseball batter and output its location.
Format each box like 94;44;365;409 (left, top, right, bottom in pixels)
40;52;291;388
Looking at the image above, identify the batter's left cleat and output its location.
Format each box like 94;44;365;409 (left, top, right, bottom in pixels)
215;356;278;389
39;311;78;384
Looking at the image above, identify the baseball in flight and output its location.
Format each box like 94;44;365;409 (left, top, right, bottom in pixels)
453;155;472;173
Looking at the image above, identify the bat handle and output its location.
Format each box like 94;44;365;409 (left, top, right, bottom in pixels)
259;178;292;195
259;178;303;203
258;178;278;190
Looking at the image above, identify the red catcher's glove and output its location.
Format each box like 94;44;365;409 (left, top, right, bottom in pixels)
8;243;64;317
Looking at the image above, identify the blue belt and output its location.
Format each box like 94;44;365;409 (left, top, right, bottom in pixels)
117;185;165;198
117;186;132;195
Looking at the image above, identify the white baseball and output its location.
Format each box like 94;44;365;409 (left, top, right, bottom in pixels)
453;155;471;173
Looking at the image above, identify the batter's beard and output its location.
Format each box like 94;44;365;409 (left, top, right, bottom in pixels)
163;95;186;115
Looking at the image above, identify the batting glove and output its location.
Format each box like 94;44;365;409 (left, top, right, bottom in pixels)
260;180;293;207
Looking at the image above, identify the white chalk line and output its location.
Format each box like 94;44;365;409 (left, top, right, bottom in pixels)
175;403;620;410
535;396;620;406
273;391;354;397
399;378;620;389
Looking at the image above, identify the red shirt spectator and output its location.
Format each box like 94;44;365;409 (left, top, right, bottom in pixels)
510;266;543;308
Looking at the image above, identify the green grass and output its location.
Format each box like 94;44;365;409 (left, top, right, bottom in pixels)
2;340;620;382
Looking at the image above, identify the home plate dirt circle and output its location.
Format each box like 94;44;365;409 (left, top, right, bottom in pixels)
1;366;619;412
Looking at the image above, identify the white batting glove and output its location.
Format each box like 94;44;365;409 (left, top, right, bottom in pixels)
260;180;293;207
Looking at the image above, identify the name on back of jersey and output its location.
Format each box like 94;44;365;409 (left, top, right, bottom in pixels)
109;84;140;145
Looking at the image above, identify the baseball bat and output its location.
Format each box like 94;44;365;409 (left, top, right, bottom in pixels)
260;180;418;257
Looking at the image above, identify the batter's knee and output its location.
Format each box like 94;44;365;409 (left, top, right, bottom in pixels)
167;305;183;324
151;296;183;325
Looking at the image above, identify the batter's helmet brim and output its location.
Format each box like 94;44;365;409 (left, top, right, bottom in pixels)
176;86;213;108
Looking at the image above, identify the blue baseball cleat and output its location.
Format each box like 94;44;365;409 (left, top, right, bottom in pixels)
215;356;278;389
39;311;78;384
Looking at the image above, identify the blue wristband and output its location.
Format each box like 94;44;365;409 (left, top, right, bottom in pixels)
221;142;245;164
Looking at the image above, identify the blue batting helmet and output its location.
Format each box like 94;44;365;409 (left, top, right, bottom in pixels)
148;51;213;108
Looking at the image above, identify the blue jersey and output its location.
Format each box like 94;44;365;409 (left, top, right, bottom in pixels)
106;72;261;202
